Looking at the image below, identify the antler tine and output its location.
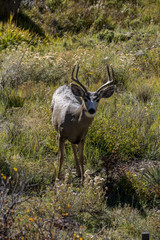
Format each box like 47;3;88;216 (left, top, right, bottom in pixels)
75;64;79;79
111;66;115;82
96;65;115;93
107;65;111;81
71;65;88;93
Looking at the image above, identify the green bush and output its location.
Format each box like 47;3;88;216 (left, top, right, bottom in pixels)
107;167;160;209
98;30;114;43
0;21;39;50
107;172;146;209
46;0;64;13
86;98;153;162
142;166;160;206
0;50;65;88
0;89;25;109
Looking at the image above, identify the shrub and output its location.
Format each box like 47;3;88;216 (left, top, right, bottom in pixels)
98;30;114;43
107;172;147;210
8;172;109;239
0;49;66;88
0;21;39;51
107;166;160;209
0;88;25;109
86;98;150;162
142;166;160;206
46;0;64;13
0;169;30;239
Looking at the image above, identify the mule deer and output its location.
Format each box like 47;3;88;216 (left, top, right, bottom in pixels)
51;65;116;180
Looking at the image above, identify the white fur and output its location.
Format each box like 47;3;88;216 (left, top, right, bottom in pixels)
85;111;95;118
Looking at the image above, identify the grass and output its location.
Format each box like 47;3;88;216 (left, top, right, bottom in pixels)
0;0;160;239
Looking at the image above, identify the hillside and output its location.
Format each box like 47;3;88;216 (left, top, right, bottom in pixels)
0;0;160;239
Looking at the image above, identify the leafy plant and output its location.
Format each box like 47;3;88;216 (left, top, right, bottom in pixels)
0;169;30;239
142;166;160;204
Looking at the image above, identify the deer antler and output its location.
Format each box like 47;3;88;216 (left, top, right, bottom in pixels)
72;65;88;93
96;65;115;93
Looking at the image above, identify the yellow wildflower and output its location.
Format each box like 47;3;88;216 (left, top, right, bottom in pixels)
13;167;18;172
2;175;6;180
29;218;34;223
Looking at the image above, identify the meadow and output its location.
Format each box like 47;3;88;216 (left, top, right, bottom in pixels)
0;0;160;239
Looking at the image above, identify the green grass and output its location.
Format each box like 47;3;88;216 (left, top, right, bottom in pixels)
0;0;160;239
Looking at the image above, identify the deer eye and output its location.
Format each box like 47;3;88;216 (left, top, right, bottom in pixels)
84;96;90;102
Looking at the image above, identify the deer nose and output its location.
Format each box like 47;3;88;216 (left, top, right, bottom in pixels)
88;108;96;114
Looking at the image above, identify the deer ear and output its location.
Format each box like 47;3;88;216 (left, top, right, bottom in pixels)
70;83;85;97
99;85;116;99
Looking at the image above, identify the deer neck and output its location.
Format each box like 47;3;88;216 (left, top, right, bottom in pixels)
77;102;95;122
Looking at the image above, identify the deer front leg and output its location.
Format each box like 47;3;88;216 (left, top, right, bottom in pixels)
78;139;85;180
71;143;81;177
57;135;65;179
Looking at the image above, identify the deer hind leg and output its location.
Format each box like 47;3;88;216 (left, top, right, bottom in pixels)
78;139;85;181
57;135;65;179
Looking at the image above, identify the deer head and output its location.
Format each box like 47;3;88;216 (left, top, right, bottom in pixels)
70;65;116;117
